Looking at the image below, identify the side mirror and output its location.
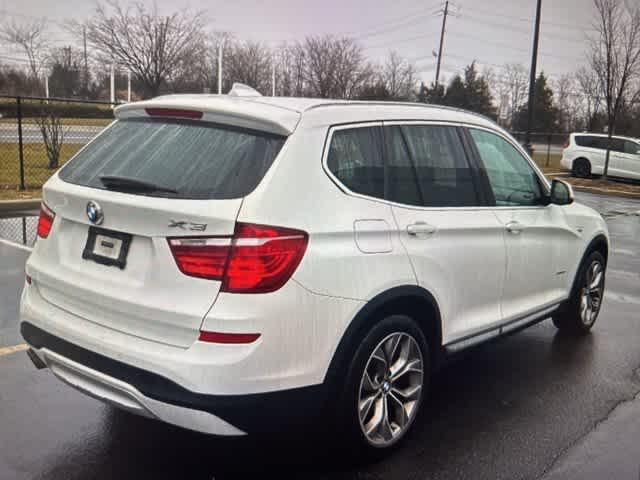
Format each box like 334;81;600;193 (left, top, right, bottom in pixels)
550;179;573;205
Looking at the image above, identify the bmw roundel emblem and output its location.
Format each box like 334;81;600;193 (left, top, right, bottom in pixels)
86;200;104;225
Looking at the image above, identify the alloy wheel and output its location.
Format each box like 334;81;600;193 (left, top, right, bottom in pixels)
357;332;424;447
580;260;604;326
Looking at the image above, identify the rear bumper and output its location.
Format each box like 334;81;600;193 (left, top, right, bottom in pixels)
22;321;327;435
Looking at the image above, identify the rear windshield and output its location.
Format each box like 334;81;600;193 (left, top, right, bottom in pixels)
59;118;286;199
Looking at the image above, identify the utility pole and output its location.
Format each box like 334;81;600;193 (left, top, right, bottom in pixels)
524;0;542;156
434;0;449;89
127;70;131;102
110;63;115;105
271;53;276;96
83;26;89;99
44;75;49;100
217;41;224;95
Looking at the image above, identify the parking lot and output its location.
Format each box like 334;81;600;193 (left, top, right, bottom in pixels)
1;191;639;480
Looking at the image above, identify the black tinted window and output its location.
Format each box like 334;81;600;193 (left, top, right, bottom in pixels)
624;140;640;155
385;125;478;207
327;127;384;199
470;128;544;206
59;118;286;199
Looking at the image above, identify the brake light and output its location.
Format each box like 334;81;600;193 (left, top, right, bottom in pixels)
145;108;203;120
25;274;32;285
37;202;55;238
563;137;570;149
223;223;308;293
167;238;230;280
167;223;308;293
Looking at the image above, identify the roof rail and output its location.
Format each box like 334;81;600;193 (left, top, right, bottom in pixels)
303;100;498;127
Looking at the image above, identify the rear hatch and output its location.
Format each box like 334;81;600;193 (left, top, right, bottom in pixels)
30;112;287;348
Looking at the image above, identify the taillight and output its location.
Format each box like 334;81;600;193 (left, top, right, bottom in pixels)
563;137;570;149
223;223;309;293
167;223;308;293
167;238;230;280
37;202;55;238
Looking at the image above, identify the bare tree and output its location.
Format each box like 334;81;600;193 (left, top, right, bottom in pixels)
589;0;640;179
224;40;273;94
501;63;528;128
274;43;306;97
554;74;580;131
381;51;416;100
0;19;48;92
74;1;207;98
576;66;602;130
34;104;67;169
302;35;373;99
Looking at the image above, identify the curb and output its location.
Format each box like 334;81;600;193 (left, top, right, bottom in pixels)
569;185;640;201
0;199;41;214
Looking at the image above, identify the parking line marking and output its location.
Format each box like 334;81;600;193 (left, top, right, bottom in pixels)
0;237;32;252
0;343;29;357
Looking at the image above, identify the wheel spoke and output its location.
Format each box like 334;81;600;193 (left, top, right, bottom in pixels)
388;391;409;429
379;396;393;441
359;391;379;422
392;383;422;402
390;358;422;382
383;334;402;366
364;396;385;436
590;270;603;290
362;371;377;393
371;346;387;370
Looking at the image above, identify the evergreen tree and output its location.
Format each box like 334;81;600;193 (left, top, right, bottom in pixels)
514;72;558;132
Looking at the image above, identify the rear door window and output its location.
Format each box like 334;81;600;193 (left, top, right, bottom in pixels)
384;125;479;207
624;140;640;155
59;118;286;199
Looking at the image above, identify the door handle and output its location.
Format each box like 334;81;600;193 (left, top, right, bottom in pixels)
505;221;525;234
407;222;436;236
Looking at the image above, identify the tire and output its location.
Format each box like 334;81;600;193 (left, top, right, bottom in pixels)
334;314;429;457
553;251;606;335
572;158;591;178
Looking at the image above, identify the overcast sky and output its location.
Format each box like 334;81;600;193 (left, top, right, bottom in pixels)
0;0;596;85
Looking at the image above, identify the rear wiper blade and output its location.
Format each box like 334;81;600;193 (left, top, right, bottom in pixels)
99;175;178;194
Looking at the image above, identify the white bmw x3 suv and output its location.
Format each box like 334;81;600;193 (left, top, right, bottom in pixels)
20;87;609;453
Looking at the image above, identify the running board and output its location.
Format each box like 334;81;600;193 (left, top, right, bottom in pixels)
444;304;560;354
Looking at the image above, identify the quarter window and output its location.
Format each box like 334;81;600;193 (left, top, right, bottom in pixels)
469;129;544;207
327;127;385;199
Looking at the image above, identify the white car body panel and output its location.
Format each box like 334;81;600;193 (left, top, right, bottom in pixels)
20;95;609;436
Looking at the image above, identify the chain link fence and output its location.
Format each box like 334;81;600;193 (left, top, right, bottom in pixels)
0;95;115;191
510;131;571;170
0;214;37;246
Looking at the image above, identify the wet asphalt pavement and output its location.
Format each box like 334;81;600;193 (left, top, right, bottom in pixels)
0;192;639;480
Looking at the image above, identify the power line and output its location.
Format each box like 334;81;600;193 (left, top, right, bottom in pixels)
459;5;598;33
350;9;442;41
341;1;442;38
363;32;439;51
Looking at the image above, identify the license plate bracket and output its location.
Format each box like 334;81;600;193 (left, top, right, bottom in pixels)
82;227;132;270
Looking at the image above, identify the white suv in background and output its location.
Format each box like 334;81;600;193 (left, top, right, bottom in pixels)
20;88;609;454
561;132;640;179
